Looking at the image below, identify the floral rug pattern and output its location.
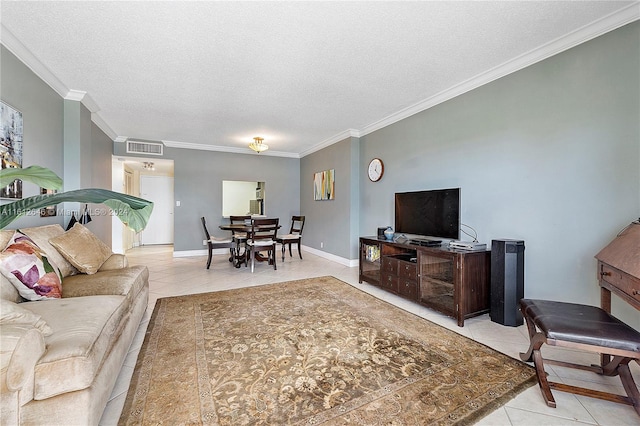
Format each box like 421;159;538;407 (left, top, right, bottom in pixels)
120;276;535;425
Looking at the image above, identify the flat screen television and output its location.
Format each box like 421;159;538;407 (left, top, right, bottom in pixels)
394;188;460;240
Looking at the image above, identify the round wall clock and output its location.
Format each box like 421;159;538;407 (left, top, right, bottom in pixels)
368;158;384;182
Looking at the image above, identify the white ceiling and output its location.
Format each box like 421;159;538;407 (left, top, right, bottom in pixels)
2;1;638;157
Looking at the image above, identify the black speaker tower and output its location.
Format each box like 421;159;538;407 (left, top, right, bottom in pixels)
490;239;525;326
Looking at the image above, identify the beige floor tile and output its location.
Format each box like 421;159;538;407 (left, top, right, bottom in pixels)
100;245;639;426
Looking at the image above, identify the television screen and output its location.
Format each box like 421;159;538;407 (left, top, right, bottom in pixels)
394;188;460;239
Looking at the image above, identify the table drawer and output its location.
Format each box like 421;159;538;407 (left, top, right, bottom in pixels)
600;263;640;304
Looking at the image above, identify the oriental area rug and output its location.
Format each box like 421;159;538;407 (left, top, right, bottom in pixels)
120;276;536;425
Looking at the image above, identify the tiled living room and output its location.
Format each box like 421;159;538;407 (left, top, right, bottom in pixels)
1;1;639;425
98;246;639;425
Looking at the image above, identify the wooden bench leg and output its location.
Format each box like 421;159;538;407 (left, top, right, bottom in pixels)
618;360;640;416
521;333;557;409
519;315;543;363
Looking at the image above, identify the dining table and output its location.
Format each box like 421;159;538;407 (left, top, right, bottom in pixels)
219;222;281;267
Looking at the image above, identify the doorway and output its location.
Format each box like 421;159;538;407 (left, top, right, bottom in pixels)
140;175;174;245
111;157;175;252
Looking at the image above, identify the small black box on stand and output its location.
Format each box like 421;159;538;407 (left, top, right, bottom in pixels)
490;239;525;326
377;227;387;238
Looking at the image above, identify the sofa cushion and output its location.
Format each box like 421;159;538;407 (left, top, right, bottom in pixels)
98;253;129;271
61;265;148;301
19;295;128;399
0;299;52;336
0;232;62;301
49;223;112;275
20;225;78;278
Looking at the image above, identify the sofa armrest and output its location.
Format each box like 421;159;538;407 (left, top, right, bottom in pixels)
98;253;129;271
1;325;46;425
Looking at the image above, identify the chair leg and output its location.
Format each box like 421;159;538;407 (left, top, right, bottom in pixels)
297;242;302;259
281;243;286;261
251;247;255;273
273;246;277;270
288;243;293;258
206;245;212;269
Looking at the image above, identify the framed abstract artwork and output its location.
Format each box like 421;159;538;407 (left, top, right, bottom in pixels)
1;101;24;199
313;169;335;201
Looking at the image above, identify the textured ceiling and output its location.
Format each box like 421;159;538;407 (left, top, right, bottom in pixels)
1;1;637;157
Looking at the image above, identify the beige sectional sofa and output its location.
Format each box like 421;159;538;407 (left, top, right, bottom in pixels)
0;224;149;425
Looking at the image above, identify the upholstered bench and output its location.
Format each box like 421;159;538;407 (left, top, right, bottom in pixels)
519;299;640;416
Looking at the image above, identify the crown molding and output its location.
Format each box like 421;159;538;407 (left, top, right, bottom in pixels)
3;4;638;158
92;113;118;140
162;140;300;158
358;3;639;138
299;129;361;158
1;24;70;97
114;136;128;143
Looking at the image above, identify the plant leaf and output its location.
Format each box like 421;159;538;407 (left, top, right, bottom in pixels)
0;165;63;190
0;188;153;232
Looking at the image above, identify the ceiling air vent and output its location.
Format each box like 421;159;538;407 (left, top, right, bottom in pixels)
126;140;164;156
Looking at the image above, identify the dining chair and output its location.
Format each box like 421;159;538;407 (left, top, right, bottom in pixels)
229;215;251;267
245;218;279;273
276;215;305;261
201;217;235;269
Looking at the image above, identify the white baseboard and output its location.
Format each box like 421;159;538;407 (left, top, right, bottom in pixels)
173;249;207;258
173;245;358;267
301;245;358;267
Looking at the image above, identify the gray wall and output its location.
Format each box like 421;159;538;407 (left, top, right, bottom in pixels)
90;121;115;245
1;46;64;229
1;47;114;242
171;148;300;252
301;137;359;260
355;22;639;326
114;144;301;252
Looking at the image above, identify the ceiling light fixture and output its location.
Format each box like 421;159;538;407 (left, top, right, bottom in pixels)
249;137;269;153
143;162;155;171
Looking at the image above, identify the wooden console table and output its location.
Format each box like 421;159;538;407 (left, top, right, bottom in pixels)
594;222;640;366
359;236;490;326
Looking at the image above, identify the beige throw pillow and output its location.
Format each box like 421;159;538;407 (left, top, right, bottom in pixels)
49;223;113;274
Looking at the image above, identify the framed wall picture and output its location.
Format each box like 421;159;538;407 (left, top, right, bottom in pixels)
40;188;57;217
1;101;24;199
313;169;335;201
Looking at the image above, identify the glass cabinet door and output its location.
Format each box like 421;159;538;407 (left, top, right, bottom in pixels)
360;241;381;284
419;252;455;315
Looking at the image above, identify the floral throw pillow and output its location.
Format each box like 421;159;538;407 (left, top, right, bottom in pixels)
0;231;63;300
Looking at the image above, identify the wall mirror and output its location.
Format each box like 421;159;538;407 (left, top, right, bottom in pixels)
222;180;265;217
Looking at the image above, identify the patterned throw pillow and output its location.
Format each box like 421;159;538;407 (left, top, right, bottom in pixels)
0;231;63;300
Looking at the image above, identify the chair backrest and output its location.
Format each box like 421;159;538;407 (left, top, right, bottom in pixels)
230;215;251;225
249;218;279;243
289;216;305;235
229;215;251;237
201;217;211;240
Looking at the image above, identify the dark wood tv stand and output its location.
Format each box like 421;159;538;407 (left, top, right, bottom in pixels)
359;236;490;327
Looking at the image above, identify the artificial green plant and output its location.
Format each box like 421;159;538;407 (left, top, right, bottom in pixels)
0;165;153;232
